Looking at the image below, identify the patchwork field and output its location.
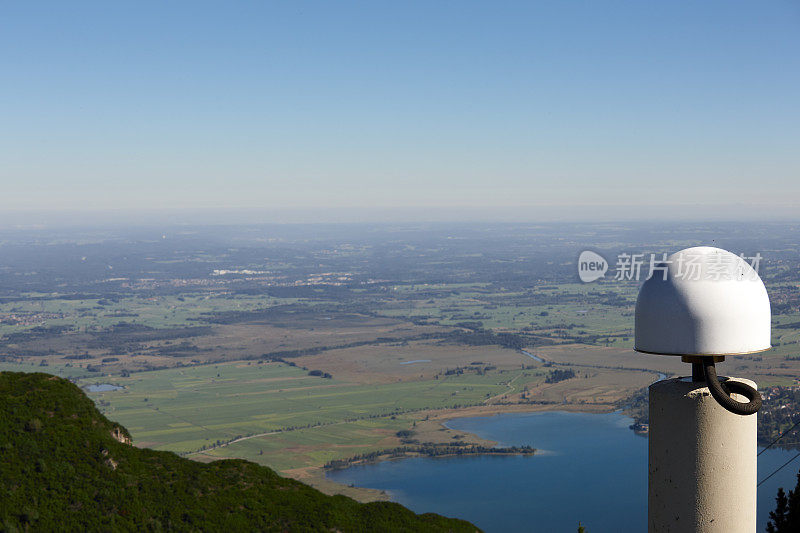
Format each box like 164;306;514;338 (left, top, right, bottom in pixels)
292;341;534;383
536;340;800;389
1;305;446;375
73;354;545;453
376;282;637;339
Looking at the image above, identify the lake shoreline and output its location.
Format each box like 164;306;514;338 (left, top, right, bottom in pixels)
304;401;616;501
324;446;536;471
325;409;652;531
428;401;617;447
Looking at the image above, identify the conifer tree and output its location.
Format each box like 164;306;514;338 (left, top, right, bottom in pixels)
767;472;800;533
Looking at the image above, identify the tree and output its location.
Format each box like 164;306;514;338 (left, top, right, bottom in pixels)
767;471;800;533
767;488;788;533
577;522;586;533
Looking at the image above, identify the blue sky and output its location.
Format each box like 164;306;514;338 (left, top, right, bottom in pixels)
1;1;798;219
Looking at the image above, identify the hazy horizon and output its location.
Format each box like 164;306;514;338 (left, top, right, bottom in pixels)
0;202;799;229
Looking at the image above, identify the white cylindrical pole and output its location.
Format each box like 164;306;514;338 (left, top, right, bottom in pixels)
649;377;757;533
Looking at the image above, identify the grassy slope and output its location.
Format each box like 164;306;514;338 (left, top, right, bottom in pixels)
0;372;478;532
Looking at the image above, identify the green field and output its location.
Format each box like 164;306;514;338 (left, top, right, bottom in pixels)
0;361;92;380
69;360;541;468
203;418;414;471
377;282;637;347
0;292;297;335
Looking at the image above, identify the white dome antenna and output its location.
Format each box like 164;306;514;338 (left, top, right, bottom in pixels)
635;246;770;357
635;246;767;415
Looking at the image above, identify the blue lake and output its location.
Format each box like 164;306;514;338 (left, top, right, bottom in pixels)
327;411;798;532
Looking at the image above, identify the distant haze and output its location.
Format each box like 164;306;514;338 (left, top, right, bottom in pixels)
1;205;798;229
1;1;798;216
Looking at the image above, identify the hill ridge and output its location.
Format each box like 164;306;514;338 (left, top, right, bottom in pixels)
0;371;478;532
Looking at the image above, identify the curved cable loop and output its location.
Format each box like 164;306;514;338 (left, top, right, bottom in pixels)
703;360;761;416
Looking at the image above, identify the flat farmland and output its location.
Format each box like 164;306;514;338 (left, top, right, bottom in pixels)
81;359;538;455
537;340;800;389
195;417;410;471
375;282;637;342
0;293;291;336
525;367;658;404
188;316;446;363
292;341;534;383
0;361;92;380
536;344;685;375
1;304;446;375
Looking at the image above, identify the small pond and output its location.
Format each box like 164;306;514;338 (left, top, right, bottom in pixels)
86;383;124;392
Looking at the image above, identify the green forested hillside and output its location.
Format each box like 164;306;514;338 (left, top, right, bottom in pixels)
0;372;478;532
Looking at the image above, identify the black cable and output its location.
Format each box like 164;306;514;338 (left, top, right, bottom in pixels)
759;418;800;457
703;360;761;416
757;451;800;487
693;361;797;487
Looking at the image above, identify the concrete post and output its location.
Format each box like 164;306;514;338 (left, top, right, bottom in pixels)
649;377;757;533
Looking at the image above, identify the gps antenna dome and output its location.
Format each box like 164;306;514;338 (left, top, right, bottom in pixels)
634;246;769;415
